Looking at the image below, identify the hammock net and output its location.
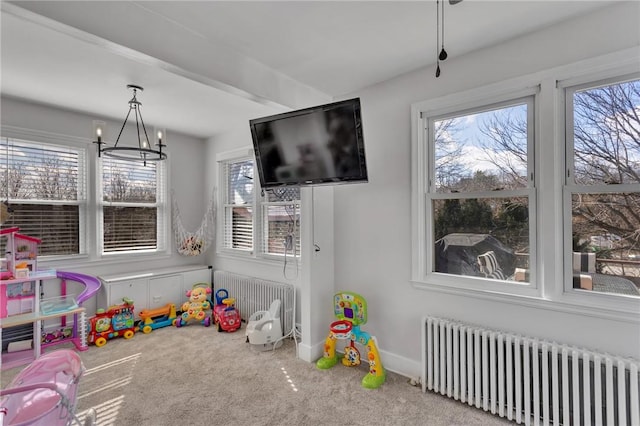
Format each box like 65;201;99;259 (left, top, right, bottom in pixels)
172;190;216;256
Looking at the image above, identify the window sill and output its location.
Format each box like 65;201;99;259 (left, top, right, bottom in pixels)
39;251;172;271
216;250;302;270
411;278;640;324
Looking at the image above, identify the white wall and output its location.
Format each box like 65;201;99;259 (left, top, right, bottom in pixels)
204;112;337;355
203;126;305;310
1;96;209;313
332;2;640;378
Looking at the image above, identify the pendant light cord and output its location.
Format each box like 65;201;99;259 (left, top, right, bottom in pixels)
441;0;445;53
436;0;440;55
436;0;440;77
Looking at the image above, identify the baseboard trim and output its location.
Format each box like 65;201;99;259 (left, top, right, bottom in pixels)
297;341;324;363
378;348;421;381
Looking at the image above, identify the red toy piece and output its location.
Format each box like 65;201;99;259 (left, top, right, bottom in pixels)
212;288;241;332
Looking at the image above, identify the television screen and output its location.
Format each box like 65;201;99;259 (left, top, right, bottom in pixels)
249;98;368;189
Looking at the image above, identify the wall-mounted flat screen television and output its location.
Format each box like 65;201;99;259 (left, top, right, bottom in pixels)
249;97;368;189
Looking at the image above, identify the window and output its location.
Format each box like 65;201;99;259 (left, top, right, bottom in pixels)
429;98;534;284
414;90;536;292
220;154;300;259
222;159;254;251
565;75;640;298
262;188;300;257
100;157;167;254
0;138;87;256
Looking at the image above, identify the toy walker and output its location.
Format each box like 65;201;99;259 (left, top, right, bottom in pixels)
176;283;211;327
316;291;385;389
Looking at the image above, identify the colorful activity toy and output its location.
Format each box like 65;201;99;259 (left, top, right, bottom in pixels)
138;303;178;333
176;283;211;327
212;288;241;333
87;297;136;347
316;291;386;389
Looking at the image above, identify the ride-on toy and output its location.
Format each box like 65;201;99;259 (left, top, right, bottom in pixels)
212;288;241;332
138;303;178;333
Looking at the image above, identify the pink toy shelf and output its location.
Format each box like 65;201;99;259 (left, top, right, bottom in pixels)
1;227;41;320
1;227;41;281
0;281;36;319
1;227;102;369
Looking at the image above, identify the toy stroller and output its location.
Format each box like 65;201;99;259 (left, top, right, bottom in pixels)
0;349;96;425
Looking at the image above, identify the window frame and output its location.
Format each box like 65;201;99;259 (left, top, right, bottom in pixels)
0;129;89;260
411;49;640;322
413;87;539;297
217;148;301;262
562;72;640;303
220;156;255;254
261;191;301;259
97;155;169;257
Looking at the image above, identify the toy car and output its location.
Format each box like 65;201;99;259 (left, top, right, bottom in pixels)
212;289;241;332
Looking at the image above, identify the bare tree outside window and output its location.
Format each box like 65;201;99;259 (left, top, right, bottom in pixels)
568;78;640;294
431;101;532;281
0;139;84;256
463;78;640;294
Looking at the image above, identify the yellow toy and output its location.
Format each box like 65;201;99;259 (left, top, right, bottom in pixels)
176;283;212;327
316;292;385;389
139;303;178;333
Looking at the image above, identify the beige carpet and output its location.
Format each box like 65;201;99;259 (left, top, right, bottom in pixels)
2;325;512;425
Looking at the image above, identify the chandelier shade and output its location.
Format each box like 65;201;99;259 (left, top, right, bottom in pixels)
94;84;166;165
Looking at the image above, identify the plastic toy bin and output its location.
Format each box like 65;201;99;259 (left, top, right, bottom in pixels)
40;294;78;315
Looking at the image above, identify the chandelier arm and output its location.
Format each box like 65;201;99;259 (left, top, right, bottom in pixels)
134;106;142;148
114;107;133;148
136;107;151;148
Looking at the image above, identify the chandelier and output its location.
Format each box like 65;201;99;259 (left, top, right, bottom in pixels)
94;84;166;165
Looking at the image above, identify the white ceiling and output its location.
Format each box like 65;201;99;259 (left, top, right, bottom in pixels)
1;1;616;139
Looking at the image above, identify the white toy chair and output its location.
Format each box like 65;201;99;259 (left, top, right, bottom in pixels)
245;299;283;350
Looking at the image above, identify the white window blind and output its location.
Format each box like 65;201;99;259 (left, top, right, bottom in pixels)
220;155;302;259
0;138;86;256
222;159;254;251
262;187;300;256
101;157;166;253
